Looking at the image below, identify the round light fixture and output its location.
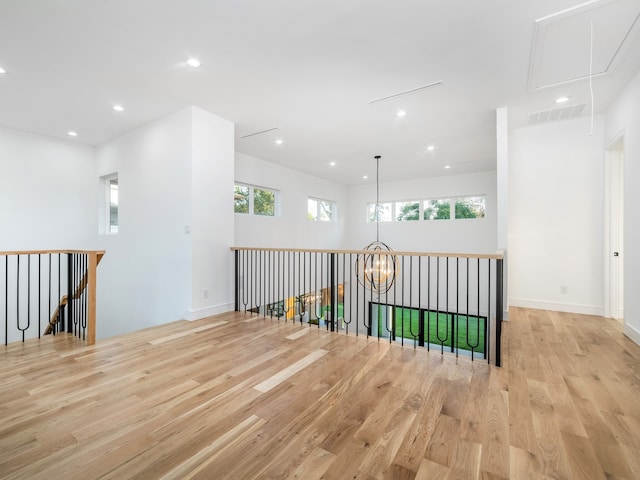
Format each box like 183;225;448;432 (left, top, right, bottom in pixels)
444;165;451;169
67;131;78;137
187;58;201;67
0;67;6;74
427;145;435;152
363;175;368;180
275;139;283;145
556;96;570;104
329;161;336;166
397;110;406;118
113;105;124;112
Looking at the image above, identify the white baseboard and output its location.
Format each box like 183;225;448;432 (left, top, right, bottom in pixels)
183;302;234;321
509;298;603;316
624;322;640;346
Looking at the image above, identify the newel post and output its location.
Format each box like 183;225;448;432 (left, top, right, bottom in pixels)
87;251;98;345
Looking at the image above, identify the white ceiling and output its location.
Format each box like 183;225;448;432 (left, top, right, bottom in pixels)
0;0;639;185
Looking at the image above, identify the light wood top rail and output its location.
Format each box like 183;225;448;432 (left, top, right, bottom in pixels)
231;247;504;260
0;249;105;257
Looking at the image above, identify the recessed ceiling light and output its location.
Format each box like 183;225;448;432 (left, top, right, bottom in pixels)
113;105;124;112
0;67;6;74
363;175;368;180
67;131;78;137
329;161;336;166
275;139;283;145
187;58;201;67
427;145;435;152
444;165;451;169
397;110;406;118
556;96;570;104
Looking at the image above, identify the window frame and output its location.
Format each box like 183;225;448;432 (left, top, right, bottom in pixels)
234;182;279;217
308;197;336;222
99;172;119;235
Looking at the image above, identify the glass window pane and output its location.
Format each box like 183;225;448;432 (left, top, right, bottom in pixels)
319;200;333;221
308;198;318;220
109;178;118;233
367;203;392;222
424;199;450;220
234;185;250;214
455;196;486;219
395;201;419;221
254;188;275;216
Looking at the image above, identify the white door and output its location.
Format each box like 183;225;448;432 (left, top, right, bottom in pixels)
604;136;624;321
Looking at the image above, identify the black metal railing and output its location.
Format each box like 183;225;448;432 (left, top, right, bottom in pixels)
232;247;504;366
1;250;104;346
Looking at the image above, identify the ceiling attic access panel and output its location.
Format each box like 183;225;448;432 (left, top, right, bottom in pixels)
528;0;640;91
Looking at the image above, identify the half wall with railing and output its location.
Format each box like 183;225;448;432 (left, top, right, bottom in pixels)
232;247;504;366
1;250;104;346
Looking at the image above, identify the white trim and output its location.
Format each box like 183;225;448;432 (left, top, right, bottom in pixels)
183;302;234;321
624;322;640;346
509;297;603;316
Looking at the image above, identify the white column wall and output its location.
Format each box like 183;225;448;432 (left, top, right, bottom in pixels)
96;108;194;338
605;70;640;344
188;106;235;318
509;116;605;315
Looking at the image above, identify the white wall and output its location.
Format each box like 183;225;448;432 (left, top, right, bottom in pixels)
96;106;236;337
0;126;96;250
189;107;235;318
605;70;640;343
95;108;193;338
234;153;348;249
509;116;604;315
345;171;497;253
0;126;97;344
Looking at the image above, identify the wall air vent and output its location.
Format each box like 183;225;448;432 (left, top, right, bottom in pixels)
527;103;586;126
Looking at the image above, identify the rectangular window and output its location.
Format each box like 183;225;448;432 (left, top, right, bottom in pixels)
367;202;392;222
454;196;486;219
424;199;450;220
234;183;278;217
234;185;250;214
99;173;118;234
395;201;420;221
253;188;275;216
308;197;335;221
109;177;118;233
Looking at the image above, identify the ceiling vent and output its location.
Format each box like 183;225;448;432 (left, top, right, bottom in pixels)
527;104;587;126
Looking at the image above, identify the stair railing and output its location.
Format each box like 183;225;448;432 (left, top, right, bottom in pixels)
1;250;105;346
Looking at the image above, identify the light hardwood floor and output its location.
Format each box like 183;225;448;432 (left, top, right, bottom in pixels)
1;307;640;479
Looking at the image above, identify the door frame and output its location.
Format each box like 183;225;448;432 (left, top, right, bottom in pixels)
603;133;624;320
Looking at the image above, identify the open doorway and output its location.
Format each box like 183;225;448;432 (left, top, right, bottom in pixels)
604;135;624;321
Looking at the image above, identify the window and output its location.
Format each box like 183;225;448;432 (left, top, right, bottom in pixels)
308;197;335;221
366;194;486;223
395;201;419;221
100;173;118;234
109;177;118;233
234;183;278;216
455;196;486;219
254;188;275;216
367;202;392;222
234;185;249;214
424;199;450;220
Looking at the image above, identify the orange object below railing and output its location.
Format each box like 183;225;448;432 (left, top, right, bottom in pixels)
1;250;105;346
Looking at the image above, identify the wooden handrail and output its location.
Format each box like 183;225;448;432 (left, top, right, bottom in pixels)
0;249;105;257
230;247;503;260
0;250;105;345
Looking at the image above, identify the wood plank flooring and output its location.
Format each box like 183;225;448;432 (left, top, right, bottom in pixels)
1;307;640;479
